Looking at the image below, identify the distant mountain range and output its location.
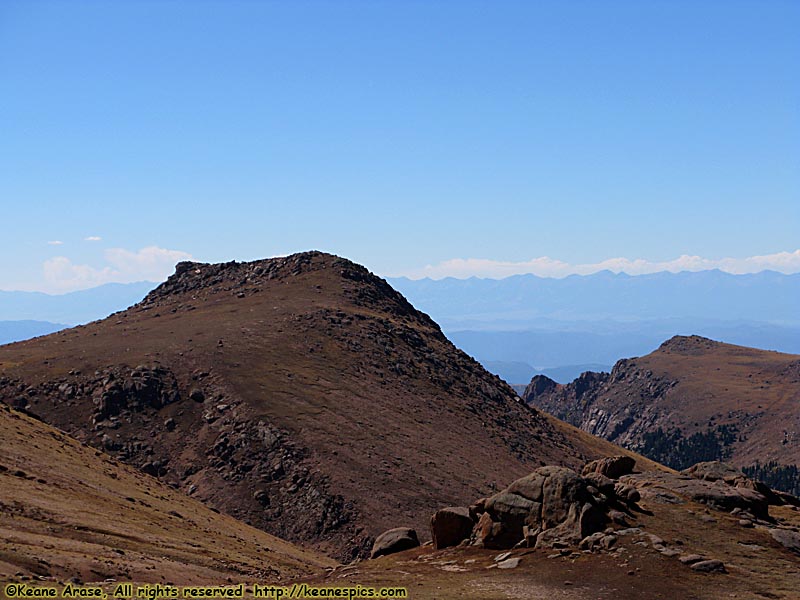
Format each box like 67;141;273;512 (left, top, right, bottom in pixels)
0;320;68;345
388;269;800;325
389;270;800;383
0;281;153;325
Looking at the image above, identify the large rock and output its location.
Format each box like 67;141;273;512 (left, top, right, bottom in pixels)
682;461;780;505
769;529;800;555
369;527;420;559
430;507;474;549
471;466;607;549
582;456;636;479
619;472;769;519
682;461;748;485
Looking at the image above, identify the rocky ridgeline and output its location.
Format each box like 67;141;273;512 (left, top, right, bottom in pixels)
134;251;438;330
521;337;732;446
371;458;800;570
522;361;677;447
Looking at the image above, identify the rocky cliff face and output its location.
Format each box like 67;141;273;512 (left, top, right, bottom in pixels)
523;336;800;494
0;251;636;561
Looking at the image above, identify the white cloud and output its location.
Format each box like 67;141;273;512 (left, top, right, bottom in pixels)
399;249;800;280
84;236;102;241
47;240;64;246
42;246;192;292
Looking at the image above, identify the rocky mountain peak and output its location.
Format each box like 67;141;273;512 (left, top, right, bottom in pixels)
657;335;720;354
138;251;438;330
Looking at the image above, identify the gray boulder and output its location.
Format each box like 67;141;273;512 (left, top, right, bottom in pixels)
370;527;420;559
769;528;800;555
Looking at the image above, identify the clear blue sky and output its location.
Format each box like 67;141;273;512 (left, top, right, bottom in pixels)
1;1;798;291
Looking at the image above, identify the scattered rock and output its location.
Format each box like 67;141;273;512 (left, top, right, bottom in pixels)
601;534;617;549
699;514;717;524
579;532;605;550
608;509;629;526
678;554;704;565
101;434;119;451
645;533;665;547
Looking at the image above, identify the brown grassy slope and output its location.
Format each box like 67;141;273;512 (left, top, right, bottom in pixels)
524;335;800;468
0;403;334;584
0;252;653;561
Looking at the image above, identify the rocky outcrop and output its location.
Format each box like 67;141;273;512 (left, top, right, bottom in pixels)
370;528;420;559
429;462;644;552
521;371;610;431
682;461;782;505
617;470;770;519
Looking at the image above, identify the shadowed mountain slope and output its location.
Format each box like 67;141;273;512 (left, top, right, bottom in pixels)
0;252;649;561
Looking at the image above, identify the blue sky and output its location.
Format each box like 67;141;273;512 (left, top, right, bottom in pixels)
1;0;798;292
